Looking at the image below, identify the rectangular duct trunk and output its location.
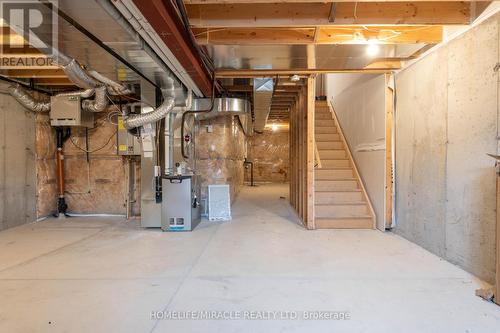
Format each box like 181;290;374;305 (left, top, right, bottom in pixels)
253;78;273;132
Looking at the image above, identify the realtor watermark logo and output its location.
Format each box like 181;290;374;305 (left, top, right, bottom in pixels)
0;0;58;65
150;310;351;321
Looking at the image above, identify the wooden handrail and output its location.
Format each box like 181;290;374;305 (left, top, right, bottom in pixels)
314;140;322;169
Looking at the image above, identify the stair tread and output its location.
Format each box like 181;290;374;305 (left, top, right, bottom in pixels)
316;167;352;170
314;177;357;182
317;142;342;144
315;189;361;192
316;216;373;220
315;202;367;206
318;149;345;151
315;189;362;192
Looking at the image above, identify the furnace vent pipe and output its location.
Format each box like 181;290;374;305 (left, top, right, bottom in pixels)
124;77;175;129
8;84;50;113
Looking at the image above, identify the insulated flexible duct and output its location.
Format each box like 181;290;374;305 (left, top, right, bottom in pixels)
8;84;50;113
56;88;95;98
124;77;175;129
62;59;101;89
82;86;109;113
88;70;132;96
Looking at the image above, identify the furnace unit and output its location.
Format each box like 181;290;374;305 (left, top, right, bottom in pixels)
161;175;201;231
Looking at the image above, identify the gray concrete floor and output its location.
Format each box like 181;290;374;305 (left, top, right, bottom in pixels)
0;184;499;332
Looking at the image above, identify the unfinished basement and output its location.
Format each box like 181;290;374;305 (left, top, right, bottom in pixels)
0;1;499;332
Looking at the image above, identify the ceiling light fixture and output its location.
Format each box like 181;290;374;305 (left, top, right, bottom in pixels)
271;123;279;132
366;39;380;57
290;74;300;82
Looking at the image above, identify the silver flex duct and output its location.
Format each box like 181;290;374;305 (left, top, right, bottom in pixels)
124;77;175;129
8;84;50;113
82;86;109;113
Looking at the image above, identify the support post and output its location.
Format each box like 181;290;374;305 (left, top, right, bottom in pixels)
496;173;500;305
306;76;315;229
384;73;395;229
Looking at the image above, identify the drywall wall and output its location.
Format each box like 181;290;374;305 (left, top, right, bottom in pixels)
0;84;37;230
327;74;386;231
36;108;136;216
395;13;499;283
247;128;289;183
197;116;246;209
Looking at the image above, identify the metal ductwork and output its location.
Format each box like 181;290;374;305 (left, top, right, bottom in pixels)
253;78;274;133
124;78;175;129
192;97;252;136
82;86;109;113
8;85;50;113
192;98;250;119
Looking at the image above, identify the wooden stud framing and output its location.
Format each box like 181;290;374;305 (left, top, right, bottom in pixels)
496;174;500;305
306;76;315;229
384;73;394;229
288;76;316;229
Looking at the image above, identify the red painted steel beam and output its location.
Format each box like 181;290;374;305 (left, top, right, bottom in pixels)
132;0;213;96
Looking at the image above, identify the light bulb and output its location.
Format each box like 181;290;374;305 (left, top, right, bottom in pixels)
271;123;278;131
366;40;380;57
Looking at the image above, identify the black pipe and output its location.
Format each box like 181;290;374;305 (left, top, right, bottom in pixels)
0;75;54;95
55;127;71;217
174;0;215;75
243;158;254;187
181;77;216;159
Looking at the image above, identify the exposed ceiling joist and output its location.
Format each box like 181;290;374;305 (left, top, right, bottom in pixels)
364;58;402;69
132;0;213;96
193;25;443;45
0;69;67;78
34;78;73;85
185;0;478;3
186;2;472;27
216;68;391;78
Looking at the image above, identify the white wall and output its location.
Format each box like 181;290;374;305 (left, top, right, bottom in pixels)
394;13;499;283
326;74;386;230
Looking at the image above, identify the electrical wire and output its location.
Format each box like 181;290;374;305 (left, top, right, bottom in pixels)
115;94;155;108
181;75;217;159
69;129;117;154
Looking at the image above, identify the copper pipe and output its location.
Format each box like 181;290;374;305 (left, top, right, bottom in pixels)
56;148;65;197
55;127;70;216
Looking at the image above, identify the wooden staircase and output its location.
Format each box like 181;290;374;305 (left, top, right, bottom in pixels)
314;100;375;229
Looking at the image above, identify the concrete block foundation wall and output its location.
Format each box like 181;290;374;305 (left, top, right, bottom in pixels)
394;13;499;283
